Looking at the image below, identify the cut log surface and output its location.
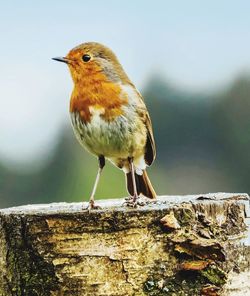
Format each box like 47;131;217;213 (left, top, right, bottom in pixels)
0;193;249;296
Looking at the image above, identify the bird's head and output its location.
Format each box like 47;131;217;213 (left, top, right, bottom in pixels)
53;42;129;84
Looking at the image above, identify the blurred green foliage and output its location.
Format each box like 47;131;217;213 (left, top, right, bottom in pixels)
0;75;249;208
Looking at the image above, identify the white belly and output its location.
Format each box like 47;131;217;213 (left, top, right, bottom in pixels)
70;106;147;159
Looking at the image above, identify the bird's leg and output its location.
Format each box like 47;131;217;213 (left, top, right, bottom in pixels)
127;157;139;206
86;155;105;210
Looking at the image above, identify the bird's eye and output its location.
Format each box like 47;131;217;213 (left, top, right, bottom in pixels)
82;54;91;62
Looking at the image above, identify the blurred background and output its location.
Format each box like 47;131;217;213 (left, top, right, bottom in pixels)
0;1;250;208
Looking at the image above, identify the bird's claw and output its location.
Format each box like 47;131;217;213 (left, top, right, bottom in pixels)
83;199;102;211
123;196;146;207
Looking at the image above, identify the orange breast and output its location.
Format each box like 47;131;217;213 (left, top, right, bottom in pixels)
70;69;128;123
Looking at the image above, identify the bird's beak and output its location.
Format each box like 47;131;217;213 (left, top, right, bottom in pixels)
52;57;69;64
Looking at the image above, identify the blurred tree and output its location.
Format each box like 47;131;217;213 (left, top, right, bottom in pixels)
143;77;216;164
213;76;250;192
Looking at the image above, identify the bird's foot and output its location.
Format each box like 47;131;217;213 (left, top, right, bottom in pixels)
123;195;146;207
83;198;102;211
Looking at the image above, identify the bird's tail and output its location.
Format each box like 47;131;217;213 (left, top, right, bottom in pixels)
126;170;157;199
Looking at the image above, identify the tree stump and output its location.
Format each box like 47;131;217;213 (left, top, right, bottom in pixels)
0;193;249;296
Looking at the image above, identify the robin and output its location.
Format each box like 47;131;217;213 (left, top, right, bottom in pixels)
53;42;157;209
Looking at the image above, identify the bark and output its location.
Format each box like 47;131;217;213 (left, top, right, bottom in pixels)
0;193;249;296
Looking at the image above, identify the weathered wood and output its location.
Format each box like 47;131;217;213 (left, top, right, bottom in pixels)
0;193;249;296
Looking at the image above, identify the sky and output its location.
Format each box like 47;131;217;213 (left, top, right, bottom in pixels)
0;0;250;165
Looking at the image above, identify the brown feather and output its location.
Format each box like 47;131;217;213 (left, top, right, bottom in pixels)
133;90;156;166
126;170;157;199
144;113;156;166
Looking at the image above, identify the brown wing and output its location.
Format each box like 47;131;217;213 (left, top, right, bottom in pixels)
144;112;156;166
132;85;156;166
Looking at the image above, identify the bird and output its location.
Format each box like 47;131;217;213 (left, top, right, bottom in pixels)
53;42;157;209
